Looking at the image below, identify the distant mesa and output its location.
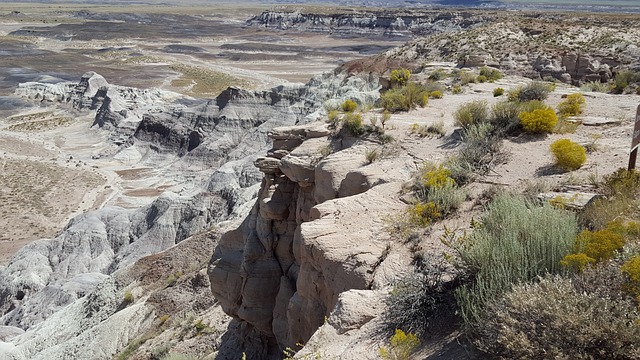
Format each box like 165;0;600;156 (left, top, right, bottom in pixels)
162;44;206;54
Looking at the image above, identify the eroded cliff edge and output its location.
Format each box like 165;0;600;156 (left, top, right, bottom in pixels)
208;121;417;355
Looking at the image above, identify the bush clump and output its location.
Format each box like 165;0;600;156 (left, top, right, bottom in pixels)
612;70;640;94
342;112;364;136
557;93;586;117
509;81;553;102
379;329;421;360
492;88;504;97
550;138;586;170
454;100;489;128
390;68;411;87
341;99;358;113
452;195;577;329
519;107;558;134
380;82;429;113
479;66;503;82
475;273;640;359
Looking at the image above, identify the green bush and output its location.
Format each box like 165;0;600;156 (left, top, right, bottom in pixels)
452;195;577;330
519;107;558;134
452;122;502;182
123;290;133;303
557;93;586;117
475;274;640;359
459;71;477;85
341;99;357;113
510;81;553;102
342;112;364;136
428;68;448;81
390;68;411;87
550;138;586;170
492;88;504;97
379;329;421;360
490;100;520;132
429;90;443;99
612;70;640;94
479;66;502;82
380;82;429;113
454;100;489;128
452;85;463;94
476;75;488;83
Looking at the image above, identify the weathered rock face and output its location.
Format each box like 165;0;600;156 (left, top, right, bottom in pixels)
248;10;488;38
208;123;416;354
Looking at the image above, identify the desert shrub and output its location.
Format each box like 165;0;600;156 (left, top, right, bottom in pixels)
454;100;489;128
390;68;411;87
380;82;429;113
580;81;610;93
384;256;459;336
451;85;462;94
490;100;520;132
427;182;466;217
429;90;443;99
365;148;379;164
519;107;558;134
452;195;577;329
327;109;340;125
517;99;548;113
476;75;488;83
458;71;477;85
420;163;454;190
408;201;441;226
575;228;625;262
557;93;586;117
550;138;586;170
612;70;640;94
341;99;358;113
379;329;421;360
475;274;640;359
602;168;640;198
428;68;448;81
622;255;640;294
449;122;503;184
560;253;596;272
492;87;504;97
342;112;364;136
510;81;553;102
479;66;502;82
123;290;133;303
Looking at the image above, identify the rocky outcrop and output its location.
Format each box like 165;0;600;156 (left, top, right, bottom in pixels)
208;122;416;355
248;10;489;38
0;230;224;360
0;192;225;330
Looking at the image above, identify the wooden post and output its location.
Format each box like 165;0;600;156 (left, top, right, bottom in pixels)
630;105;640;171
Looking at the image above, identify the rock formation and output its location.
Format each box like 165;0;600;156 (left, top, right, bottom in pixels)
0;67;385;359
208;122;416;354
248;9;489;38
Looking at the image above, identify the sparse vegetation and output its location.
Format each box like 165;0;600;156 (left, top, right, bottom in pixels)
492;87;504;97
380;82;429;113
479;66;502;82
390;68;411;87
453;100;489;128
379;329;421;360
342;112;365;136
341;99;358;113
557;93;586;117
509;81;553;102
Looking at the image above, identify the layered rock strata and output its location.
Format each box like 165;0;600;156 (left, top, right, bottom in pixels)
209;123;415;353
